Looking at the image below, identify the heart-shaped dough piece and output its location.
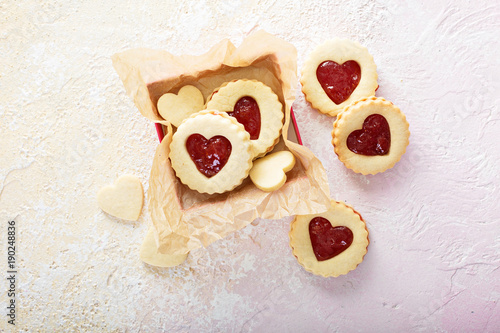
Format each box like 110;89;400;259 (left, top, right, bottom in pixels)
140;228;188;267
249;151;295;192
157;85;204;127
97;175;143;221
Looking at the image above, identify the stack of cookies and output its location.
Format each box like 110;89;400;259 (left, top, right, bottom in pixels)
160;79;295;195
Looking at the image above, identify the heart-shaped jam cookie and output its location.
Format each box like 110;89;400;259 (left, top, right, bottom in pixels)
186;134;232;178
227;96;261;140
316;60;361;105
346;114;390;155
332;97;410;175
206;79;283;158
169;110;253;194
309;217;353;261
300;39;378;116
289;200;369;277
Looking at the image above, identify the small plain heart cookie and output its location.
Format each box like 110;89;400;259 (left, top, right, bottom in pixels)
139;228;188;267
157;85;204;127
249;150;296;192
97;175;143;221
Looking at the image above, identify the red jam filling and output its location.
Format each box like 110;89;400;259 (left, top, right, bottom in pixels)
185;134;232;178
346;114;391;155
227;96;261;140
316;60;361;105
309;217;353;261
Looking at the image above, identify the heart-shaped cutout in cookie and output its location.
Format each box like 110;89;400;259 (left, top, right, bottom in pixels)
347;114;391;155
309;217;353;261
157;85;204;127
316;60;361;105
227;96;261;140
249;151;295;192
97;175;143;221
186;133;232;178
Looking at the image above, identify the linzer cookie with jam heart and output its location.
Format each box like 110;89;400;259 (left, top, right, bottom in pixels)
300;39;378;116
332;97;410;175
169;110;253;194
289;200;369;277
206;79;284;158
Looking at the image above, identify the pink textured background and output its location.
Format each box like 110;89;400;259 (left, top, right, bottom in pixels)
1;0;499;331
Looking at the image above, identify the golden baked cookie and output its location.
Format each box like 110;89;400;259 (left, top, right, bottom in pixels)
249;150;296;192
300;39;378;116
140;228;188;267
206;79;284;158
289;200;369;277
157;85;204;127
97;174;143;221
169;110;253;194
332;97;410;175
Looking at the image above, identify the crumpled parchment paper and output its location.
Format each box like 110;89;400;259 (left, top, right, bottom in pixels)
112;30;331;255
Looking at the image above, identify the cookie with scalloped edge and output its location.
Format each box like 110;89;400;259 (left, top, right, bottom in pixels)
206;79;284;158
301;39;378;116
289;200;369;277
332;97;410;175
169;110;253;194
